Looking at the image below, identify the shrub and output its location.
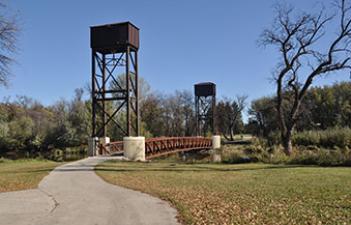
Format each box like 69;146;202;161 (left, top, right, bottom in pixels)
51;149;64;162
222;151;257;164
255;147;291;164
221;146;259;164
320;128;351;148
306;145;320;151
293;131;320;146
220;141;351;166
288;148;351;166
293;127;351;149
266;131;281;146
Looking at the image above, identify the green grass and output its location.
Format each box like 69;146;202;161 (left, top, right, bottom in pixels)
0;159;60;192
96;161;351;225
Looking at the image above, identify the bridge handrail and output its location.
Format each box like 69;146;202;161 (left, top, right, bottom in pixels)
105;141;123;154
145;137;212;159
101;136;212;158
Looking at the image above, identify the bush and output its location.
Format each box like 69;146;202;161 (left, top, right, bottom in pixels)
51;149;64;162
320;128;351;148
221;140;351;166
64;146;88;155
266;131;281;146
221;145;259;164
293;131;320;146
289;148;351;166
293;127;351;149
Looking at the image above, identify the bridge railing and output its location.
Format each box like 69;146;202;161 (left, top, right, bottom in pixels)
101;141;123;155
145;137;212;159
100;136;212;158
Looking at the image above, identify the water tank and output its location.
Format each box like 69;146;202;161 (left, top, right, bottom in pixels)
90;21;139;53
194;82;216;97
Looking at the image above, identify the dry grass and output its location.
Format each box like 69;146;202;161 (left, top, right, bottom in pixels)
0;159;60;192
96;161;351;225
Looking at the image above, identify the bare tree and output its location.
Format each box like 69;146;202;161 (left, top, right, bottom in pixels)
0;2;18;86
260;0;351;155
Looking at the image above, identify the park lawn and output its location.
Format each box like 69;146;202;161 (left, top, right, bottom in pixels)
0;159;61;192
96;161;351;225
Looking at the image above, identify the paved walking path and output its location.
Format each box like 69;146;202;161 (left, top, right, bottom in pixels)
0;157;179;225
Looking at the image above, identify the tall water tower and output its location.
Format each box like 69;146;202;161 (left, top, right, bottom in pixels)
194;82;216;136
90;22;140;139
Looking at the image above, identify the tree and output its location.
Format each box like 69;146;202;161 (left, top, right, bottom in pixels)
248;97;277;137
140;93;165;137
216;96;247;141
260;0;351;154
44;99;75;148
0;2;18;86
68;88;91;144
248;82;351;137
161;90;196;137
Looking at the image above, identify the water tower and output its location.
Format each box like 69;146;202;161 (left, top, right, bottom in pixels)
194;82;216;136
90;22;140;139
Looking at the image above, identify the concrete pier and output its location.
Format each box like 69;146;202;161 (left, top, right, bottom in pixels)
123;137;145;161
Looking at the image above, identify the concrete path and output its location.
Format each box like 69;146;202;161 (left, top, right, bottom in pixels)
0;157;180;225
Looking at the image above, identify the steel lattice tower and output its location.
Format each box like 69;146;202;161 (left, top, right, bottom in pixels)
90;22;140;138
194;82;216;136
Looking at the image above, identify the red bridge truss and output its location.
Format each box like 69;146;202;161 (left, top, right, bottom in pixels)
99;137;212;159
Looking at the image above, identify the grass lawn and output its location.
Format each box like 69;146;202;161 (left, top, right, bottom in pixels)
0;159;61;192
96;161;351;225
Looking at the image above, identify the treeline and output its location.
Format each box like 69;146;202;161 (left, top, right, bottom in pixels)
0;84;241;157
0;89;90;157
248;82;351;146
0;82;245;158
1;81;351;158
141;91;196;137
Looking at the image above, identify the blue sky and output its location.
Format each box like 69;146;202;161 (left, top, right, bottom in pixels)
2;0;350;109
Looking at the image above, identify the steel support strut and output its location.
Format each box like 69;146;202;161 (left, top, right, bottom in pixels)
91;48;140;138
195;95;215;136
92;50;96;137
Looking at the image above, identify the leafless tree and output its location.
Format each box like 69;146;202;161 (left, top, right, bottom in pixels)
0;2;18;86
260;0;351;155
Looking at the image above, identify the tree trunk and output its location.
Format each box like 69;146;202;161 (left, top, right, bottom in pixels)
282;130;293;155
229;125;234;141
223;133;231;141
